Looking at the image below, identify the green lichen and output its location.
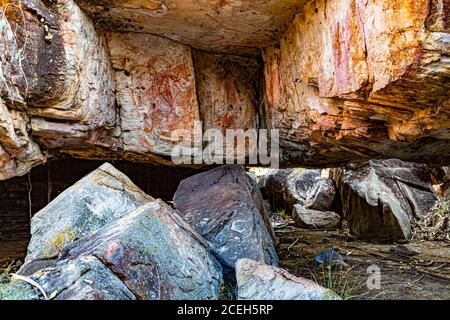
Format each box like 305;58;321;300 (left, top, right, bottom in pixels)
46;227;77;255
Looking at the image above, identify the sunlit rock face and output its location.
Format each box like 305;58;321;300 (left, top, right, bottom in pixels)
0;0;117;177
0;97;44;180
263;0;450;166
0;0;450;180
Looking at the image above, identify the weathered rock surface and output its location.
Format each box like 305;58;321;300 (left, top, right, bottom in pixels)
2;256;136;300
1;0;450;179
21;163;153;270
331;159;439;240
11;200;222;300
303;178;337;212
0;0;117;178
55;200;223;300
174;165;278;271
0;98;45;180
194;52;260;133
75;0;306;56
293;205;341;230
236;259;341;300
314;248;347;268
247;168;279;193
263;0;450;166
429;166;450;195
107;32;200;163
264;169;336;214
264;169;307;212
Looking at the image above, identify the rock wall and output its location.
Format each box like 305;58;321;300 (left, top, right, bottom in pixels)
0;0;117;177
263;0;450;166
0;0;449;180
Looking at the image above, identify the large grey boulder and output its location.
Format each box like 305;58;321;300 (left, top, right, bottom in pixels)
264;169;336;214
236;259;340;300
263;169;306;212
21;163;154;271
303;178;336;212
16;200;222;300
331;159;439;241
174;165;278;272
293;205;341;230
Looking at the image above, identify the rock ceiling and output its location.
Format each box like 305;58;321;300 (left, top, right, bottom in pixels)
76;0;307;55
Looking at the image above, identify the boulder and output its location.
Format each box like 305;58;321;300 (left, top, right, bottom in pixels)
293;205;341;230
57;200;223;300
314;248;347;268
263;169;308;212
331;159;439;240
303;178;337;212
247;168;279;190
12;200;222;300
264;169;336;213
2;256;136;300
21;163;154;271
174;165;278;272
429;166;450;196
236;259;341;300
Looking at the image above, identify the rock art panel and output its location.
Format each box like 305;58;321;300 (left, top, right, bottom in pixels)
194;51;260;132
107;32;200;162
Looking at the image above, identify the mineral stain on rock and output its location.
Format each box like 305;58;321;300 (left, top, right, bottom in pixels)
0;0;449;302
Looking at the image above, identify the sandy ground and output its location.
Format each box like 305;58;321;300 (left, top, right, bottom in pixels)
275;219;450;300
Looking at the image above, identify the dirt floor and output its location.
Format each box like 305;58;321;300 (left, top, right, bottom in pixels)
275;219;450;300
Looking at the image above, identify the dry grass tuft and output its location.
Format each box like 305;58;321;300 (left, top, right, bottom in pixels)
310;264;364;300
412;197;450;241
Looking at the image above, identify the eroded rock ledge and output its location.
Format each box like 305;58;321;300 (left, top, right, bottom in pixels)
263;0;450;166
1;0;449;179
